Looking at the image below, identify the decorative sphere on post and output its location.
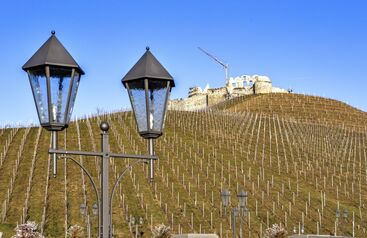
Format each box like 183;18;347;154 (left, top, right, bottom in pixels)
100;122;109;132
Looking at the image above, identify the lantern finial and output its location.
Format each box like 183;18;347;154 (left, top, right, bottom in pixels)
51;30;56;35
146;46;150;51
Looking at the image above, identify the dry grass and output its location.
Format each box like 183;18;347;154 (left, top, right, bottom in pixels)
0;94;366;237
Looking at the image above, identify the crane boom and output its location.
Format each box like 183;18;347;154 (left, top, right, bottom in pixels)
198;47;228;68
198;47;229;85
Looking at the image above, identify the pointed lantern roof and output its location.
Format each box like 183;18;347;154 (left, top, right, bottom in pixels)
122;47;174;87
22;31;84;75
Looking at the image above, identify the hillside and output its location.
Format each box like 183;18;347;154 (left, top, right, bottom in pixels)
0;94;366;237
212;93;367;128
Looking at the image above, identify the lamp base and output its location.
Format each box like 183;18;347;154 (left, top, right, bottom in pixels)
41;122;68;131
139;131;162;139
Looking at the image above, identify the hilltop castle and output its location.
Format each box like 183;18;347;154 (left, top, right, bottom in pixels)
169;75;289;111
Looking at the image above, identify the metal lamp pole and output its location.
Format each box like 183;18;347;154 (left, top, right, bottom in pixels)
335;208;340;236
50;122;157;237
232;208;237;238
221;189;248;238
129;216;143;238
148;138;154;182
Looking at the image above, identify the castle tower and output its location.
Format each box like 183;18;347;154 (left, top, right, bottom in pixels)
253;75;272;94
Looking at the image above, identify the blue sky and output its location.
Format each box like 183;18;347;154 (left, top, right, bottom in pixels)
0;1;366;124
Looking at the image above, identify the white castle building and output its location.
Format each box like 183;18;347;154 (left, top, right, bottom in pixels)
169;75;289;111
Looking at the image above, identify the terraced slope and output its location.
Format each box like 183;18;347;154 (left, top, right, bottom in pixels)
0;94;367;237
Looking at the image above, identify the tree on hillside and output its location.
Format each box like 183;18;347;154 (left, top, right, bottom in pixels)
67;225;84;238
11;221;44;238
263;224;287;238
152;224;172;238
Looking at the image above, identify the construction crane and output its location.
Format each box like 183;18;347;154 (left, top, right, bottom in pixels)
198;47;229;85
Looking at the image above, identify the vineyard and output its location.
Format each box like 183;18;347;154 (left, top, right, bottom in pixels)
0;93;367;237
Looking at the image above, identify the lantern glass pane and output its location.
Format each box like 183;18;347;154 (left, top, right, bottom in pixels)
238;196;245;208
79;204;86;215
147;80;169;132
92;204;98;215
29;69;49;123
238;191;247;208
49;67;72;124
127;80;147;133
66;71;80;123
222;196;229;207
221;190;230;207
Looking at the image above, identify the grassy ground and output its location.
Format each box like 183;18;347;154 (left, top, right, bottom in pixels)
0;224;13;237
0;93;366;237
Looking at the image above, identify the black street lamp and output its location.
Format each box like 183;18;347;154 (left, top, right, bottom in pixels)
92;204;98;216
221;189;231;211
22;32;174;238
335;208;354;237
343;209;348;220
80;204;87;216
237;190;247;210
129;216;144;238
22;31;85;176
221;189;249;238
122;46;174;139
122;46;175;181
86;203;99;238
335;208;340;236
22;30;84;132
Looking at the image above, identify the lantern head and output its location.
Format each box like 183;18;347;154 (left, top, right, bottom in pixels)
122;47;175;139
237;190;248;208
22;31;84;131
221;189;230;207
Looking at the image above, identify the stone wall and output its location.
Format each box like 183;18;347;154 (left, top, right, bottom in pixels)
254;81;272;94
169;95;207;111
169;88;227;111
169;74;289;111
232;86;254;96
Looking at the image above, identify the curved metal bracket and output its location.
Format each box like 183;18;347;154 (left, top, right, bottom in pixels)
58;156;101;237
109;160;146;230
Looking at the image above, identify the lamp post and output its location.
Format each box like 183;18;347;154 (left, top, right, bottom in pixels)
122;46;175;182
335;208;354;237
344;209;356;238
80;204;92;238
92;204;98;216
22;32;175;238
129;216;144;238
221;189;230;215
292;224;304;235
335;208;340;236
80;204;87;216
221;189;248;238
237;190;248;238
